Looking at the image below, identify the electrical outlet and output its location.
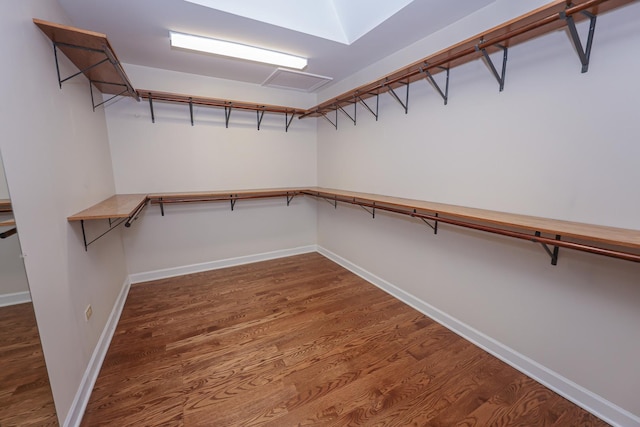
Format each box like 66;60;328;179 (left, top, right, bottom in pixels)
85;304;93;321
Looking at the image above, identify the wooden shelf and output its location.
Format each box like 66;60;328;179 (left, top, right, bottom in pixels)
304;188;640;251
67;194;147;221
138;91;300;115
0;199;11;213
68;188;639;263
33;18;138;100
137;90;301;130
300;0;636;118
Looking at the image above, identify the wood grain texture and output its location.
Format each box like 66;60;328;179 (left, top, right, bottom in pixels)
305;187;640;249
81;253;608;426
67;194;147;221
32;19;136;97
0;303;58;427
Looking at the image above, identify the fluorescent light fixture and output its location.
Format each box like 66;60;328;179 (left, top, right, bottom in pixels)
169;31;307;70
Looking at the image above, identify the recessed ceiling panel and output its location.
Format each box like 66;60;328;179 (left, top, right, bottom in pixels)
262;68;333;92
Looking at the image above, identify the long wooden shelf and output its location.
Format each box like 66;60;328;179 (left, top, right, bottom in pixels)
33;18;138;100
67;188;640;263
137;90;301;129
302;188;640;263
300;0;636;118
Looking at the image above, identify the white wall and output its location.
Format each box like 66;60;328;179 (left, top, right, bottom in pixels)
106;65;318;274
317;0;640;423
0;1;129;423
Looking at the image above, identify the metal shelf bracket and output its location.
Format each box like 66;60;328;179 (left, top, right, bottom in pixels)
561;10;597;73
285;111;295;132
422;64;450;105
79;200;147;251
257;108;265;130
52;41;136;109
338;103;356;126
476;44;508;91
89;81;128;110
356;92;379;121
320;109;338;130
225;104;232;128
360;202;376;219
189;98;194;126
148;93;155;123
385;80;409;114
534;232;561;265
413;209;438;234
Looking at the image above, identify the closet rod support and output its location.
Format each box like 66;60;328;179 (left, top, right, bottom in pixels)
561;10;597;73
414;209;438;234
422;65;450;105
338;104;356;125
148;94;155;123
257;108;265;130
285;111;295;132
356;94;379;121
225;104;232;128
476;44;508;91
386;81;409;114
52;42;108;88
189;98;194;126
90;82;128;111
321;110;338;129
534;232;560;265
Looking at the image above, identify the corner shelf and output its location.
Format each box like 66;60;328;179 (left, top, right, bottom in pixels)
67;194;148;251
33;18;139;109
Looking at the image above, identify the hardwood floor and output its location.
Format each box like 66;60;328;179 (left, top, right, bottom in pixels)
0;302;58;426
82;253;608;426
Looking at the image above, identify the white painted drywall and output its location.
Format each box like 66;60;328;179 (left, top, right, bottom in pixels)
317;0;640;420
0;1;129;423
106;65;318;275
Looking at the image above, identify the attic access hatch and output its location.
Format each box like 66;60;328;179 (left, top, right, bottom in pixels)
262;68;333;92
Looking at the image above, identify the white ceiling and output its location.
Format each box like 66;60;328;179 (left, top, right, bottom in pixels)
57;0;495;92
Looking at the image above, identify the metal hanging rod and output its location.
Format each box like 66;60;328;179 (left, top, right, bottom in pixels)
78;200;147;251
138;90;299;131
302;191;640;265
476;44;508;91
150;192;302;216
0;227;17;239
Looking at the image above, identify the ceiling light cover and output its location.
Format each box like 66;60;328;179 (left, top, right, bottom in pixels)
169;31;307;70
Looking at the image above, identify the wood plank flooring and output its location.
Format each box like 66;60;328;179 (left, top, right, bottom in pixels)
81;253;608;426
0;302;58;426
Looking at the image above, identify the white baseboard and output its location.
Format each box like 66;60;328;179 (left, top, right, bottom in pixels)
129;245;318;284
317;246;640;427
63;277;131;427
0;290;31;307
